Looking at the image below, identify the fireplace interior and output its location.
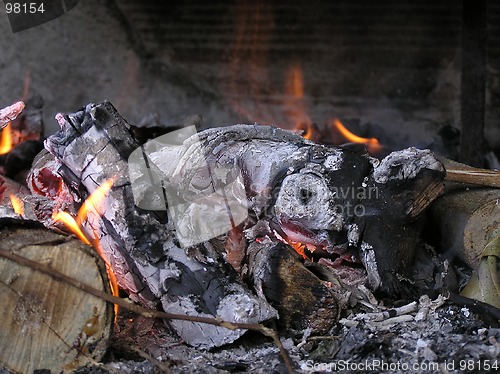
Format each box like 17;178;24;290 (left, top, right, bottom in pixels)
0;1;499;373
0;1;499;158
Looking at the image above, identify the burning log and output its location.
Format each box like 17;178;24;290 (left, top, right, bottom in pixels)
35;102;278;349
0;220;113;373
27;101;448;349
0;98;44;182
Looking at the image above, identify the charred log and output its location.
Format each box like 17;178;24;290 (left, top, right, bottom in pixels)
38;102;277;349
247;240;339;335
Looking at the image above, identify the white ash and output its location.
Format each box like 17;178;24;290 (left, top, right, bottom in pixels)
347;223;360;246
323;150;344;171
359;241;381;290
274;173;343;232
373;147;444;184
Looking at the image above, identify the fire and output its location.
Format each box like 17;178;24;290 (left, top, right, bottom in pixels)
76;178;114;225
284;64;313;133
52;210;91;246
52;179;119;303
9;194;24;216
331;118;381;154
0;123;12;154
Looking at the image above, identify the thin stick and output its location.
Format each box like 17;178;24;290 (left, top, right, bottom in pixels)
0;247;295;373
443;159;500;188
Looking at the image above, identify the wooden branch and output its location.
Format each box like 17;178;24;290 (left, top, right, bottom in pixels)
0;245;295;373
442;158;500;188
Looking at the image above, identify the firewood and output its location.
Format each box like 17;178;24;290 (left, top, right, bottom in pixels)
30;101;449;347
0;221;113;374
442;158;500;188
39;102;278;349
428;186;500;269
247;240;339;335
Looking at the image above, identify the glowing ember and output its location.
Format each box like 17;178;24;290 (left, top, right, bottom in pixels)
9;194;24;216
332;119;381;154
0;124;12;155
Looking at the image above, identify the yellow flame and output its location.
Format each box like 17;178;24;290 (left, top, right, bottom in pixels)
332;119;381;154
0;123;12;154
52;178;119;305
52;210;92;246
76;178;114;225
9;194;24;216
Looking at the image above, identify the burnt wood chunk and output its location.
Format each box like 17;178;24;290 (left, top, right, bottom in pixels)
247;240;339;335
361;148;445;296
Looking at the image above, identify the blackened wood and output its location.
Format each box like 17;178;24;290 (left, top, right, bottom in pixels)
362;149;446;297
460;0;487;167
247;240;338;335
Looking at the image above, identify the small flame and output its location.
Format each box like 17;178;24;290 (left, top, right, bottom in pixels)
76;178;114;225
0;123;12;155
332;119;381;154
9;194;24;216
52;210;92;246
285;64;313;132
52;179;119;304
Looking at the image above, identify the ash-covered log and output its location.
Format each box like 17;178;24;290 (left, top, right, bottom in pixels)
28;101;447;348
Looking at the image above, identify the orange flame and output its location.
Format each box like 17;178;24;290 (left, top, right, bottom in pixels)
9;194;24;216
332;119;381;154
76;178;115;225
52;179;119;304
285;64;313;132
52;210;92;245
0;124;12;154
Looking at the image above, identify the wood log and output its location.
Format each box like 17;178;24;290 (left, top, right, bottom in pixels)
0;221;113;374
427;186;500;269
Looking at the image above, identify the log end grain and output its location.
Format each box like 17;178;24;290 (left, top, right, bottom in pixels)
0;225;113;373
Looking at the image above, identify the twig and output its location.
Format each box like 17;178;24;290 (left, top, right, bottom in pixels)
0;247;295;373
352;301;418;322
442;158;500;188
